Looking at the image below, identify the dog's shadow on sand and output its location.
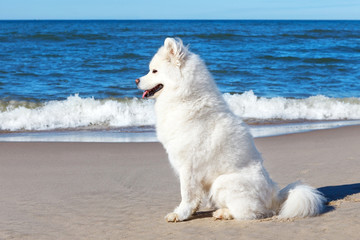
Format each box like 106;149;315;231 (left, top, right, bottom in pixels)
318;183;360;212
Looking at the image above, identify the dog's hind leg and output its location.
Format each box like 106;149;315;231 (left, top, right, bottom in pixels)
210;172;275;220
213;208;233;220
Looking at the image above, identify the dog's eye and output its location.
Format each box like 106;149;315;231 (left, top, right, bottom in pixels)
152;69;158;74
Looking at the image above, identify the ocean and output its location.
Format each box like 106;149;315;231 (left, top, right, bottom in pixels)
0;20;360;141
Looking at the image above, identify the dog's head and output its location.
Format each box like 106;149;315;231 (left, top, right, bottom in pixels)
136;38;188;99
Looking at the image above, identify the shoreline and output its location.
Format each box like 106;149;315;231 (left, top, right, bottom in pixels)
0;125;359;239
1;119;360;142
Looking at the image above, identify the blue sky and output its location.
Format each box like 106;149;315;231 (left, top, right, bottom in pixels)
0;0;359;20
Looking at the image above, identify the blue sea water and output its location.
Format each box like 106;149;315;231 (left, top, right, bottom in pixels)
0;20;360;140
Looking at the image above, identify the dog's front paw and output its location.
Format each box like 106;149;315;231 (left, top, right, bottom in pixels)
165;212;180;222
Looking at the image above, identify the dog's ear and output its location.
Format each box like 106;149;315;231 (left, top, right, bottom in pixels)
164;37;187;67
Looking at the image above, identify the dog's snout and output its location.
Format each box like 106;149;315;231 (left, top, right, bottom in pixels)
135;78;140;85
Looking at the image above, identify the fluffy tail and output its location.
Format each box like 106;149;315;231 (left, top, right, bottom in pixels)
277;181;326;218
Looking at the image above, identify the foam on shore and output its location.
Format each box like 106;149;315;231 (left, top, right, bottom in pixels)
1;120;359;142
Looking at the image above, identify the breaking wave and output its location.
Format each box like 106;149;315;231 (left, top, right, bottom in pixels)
224;91;360;120
0;95;155;131
1;91;360;131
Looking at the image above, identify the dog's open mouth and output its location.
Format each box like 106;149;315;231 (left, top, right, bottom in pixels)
142;84;164;98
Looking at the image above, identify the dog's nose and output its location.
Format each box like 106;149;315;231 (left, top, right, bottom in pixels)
135;78;140;85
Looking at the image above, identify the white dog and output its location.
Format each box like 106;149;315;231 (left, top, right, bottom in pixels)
136;38;326;222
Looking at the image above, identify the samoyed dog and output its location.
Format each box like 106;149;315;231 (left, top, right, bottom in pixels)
136;38;325;222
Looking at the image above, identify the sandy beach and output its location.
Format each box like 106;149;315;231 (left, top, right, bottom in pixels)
1;126;359;239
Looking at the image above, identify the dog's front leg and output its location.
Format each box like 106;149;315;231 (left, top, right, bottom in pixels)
165;169;201;222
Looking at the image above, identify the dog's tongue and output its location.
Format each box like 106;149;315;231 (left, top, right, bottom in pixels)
142;90;149;99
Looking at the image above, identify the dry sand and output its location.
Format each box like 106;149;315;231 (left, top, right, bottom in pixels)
0;126;359;239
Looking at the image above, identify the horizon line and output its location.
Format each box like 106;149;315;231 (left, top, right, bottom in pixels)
1;18;360;21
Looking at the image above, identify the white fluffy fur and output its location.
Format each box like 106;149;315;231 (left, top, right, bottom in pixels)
137;38;326;222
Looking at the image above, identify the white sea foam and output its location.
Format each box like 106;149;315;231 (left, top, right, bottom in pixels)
0;91;360;131
224;91;360;120
0;94;155;131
